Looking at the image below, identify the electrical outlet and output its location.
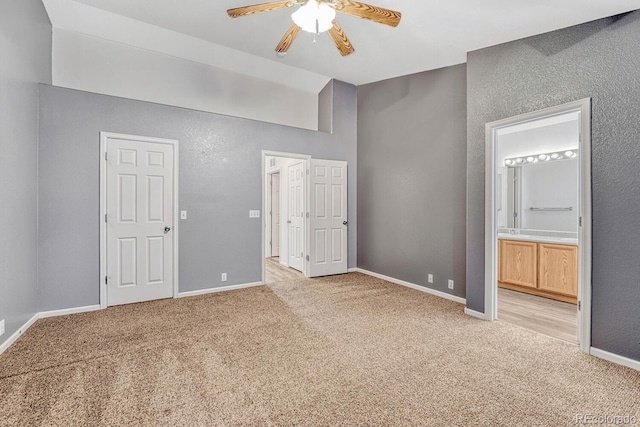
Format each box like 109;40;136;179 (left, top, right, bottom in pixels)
0;319;5;337
448;280;454;290
221;273;227;282
428;274;434;283
180;210;187;220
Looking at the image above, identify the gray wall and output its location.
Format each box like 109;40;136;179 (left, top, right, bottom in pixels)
0;0;51;345
37;81;357;311
467;12;640;360
357;64;467;298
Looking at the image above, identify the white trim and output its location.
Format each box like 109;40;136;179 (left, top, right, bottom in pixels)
0;313;39;356
355;268;466;305
261;150;312;285
265;168;281;259
484;99;592;354
464;308;488;320
577;100;593;354
590;348;640;372
347;267;358;273
39;305;101;319
176;281;263;298
100;132;180;309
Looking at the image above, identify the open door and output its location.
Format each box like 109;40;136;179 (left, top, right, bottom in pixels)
287;160;305;272
308;159;348;277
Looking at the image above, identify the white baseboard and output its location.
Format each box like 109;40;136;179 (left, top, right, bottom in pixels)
39;305;101;319
464;308;488;320
177;281;263;298
354;268;466;305
347;267;358;273
590;347;640;372
0;313;39;356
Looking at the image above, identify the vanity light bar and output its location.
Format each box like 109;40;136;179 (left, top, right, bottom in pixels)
504;149;577;166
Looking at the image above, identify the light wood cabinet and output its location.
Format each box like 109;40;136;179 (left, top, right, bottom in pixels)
538;243;578;297
498;240;537;289
498;239;577;304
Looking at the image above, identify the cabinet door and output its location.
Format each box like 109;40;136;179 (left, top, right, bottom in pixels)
538;243;578;297
499;240;537;288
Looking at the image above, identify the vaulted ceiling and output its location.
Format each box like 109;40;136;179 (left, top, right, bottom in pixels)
43;0;640;92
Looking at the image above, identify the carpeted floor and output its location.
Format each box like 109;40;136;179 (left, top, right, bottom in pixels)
1;272;638;426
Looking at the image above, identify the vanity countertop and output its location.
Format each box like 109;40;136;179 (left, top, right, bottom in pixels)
497;233;578;245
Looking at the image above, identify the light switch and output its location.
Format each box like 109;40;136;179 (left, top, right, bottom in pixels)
180;210;187;220
249;210;261;218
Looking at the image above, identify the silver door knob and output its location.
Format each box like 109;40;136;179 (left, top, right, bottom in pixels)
164;226;171;234
343;221;348;226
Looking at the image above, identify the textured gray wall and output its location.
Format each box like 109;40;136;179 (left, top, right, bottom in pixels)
357;64;467;298
318;80;333;134
0;0;51;345
38;81;357;311
467;12;640;360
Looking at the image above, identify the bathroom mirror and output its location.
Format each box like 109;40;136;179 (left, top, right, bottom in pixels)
503;150;578;232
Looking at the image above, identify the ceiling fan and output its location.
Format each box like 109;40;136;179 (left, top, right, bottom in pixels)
227;0;402;57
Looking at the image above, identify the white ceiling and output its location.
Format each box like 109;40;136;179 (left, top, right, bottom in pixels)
45;0;640;91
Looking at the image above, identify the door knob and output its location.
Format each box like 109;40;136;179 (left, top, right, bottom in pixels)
343;221;348;226
164;226;171;234
287;220;292;224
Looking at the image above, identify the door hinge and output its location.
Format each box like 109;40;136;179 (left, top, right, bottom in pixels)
578;300;581;310
306;255;309;261
105;276;108;285
306;212;309;218
105;152;108;161
269;240;272;246
306;169;310;175
104;214;107;223
579;216;583;226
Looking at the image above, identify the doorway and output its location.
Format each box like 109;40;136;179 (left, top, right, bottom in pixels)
484;99;592;353
268;171;280;258
100;132;179;308
262;151;349;284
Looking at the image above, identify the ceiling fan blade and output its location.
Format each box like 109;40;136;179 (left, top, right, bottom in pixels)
327;20;355;57
275;23;302;54
228;1;295;18
337;0;401;27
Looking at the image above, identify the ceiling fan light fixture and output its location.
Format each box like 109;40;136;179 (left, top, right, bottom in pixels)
292;0;336;33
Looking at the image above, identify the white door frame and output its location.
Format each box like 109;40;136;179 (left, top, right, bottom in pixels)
483;98;592;354
265;168;281;258
262;150;311;283
99;132;180;309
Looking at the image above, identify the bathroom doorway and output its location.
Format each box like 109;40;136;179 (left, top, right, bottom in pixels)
484;99;592;353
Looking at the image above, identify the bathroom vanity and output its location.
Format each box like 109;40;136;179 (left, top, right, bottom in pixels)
498;231;578;304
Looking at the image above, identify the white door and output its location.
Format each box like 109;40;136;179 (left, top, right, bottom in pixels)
271;173;280;257
288;161;305;272
106;137;174;306
309;159;347;277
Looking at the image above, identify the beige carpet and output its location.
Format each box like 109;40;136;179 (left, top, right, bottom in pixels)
1;273;638;426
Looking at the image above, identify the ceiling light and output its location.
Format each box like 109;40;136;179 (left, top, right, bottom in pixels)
292;0;336;34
